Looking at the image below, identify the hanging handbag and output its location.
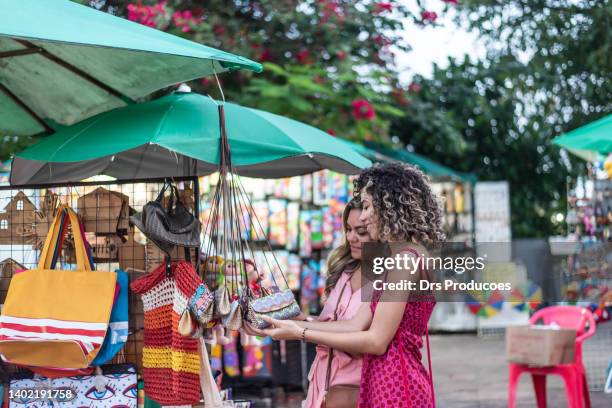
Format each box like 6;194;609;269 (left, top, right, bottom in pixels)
245;288;301;329
214;283;232;318
91;268;129;366
322;280;359;408
178;309;202;338
131;182;201;252
0;205;117;369
130;260;202;406
222;299;243;331
189;282;215;325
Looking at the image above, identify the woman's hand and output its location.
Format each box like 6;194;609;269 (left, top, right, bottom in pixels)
241;322;267;337
291;311;315;321
261;316;303;340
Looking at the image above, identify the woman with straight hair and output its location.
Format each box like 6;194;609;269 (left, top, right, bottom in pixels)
302;198;370;408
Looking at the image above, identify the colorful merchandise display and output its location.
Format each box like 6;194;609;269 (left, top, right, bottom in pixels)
268;199;288;247
9;364;137;407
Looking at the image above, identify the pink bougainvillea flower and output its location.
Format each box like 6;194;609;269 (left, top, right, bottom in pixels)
421;10;438;23
259;48;274;62
320;0;345;24
213;24;225;36
327;129;336;136
127;1;167;28
443;0;459;4
371;34;392;47
374;2;393;14
172;9;203;32
154;1;167;14
409;82;422;93
392;88;410;106
336;50;348;60
295;49;313;64
351;99;376;121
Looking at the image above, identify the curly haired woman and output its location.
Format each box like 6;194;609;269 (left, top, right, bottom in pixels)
253;163;445;408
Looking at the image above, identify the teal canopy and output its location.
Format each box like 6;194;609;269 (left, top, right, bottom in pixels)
11;92;371;184
553;114;612;161
0;0;262;136
336;138;393;163
368;144;476;183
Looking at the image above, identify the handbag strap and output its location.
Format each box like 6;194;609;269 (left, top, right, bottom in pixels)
402;246;435;406
49;208;95;270
324;276;351;392
426;325;435;407
38;205;91;271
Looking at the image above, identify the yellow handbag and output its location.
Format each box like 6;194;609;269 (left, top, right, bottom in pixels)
0;204;117;369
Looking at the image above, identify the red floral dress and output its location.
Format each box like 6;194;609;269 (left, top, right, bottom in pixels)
359;297;435;408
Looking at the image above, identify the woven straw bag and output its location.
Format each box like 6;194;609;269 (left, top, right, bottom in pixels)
130;261;202;405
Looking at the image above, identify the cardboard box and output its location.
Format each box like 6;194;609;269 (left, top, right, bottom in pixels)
77;187;130;234
145;241;197;272
119;232;146;272
506;325;576;366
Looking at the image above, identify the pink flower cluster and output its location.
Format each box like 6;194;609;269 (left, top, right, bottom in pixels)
127;1;167;28
443;0;459;5
172;9;203;33
319;0;345;24
295;49;313;64
421;10;438;23
374;2;393;14
409;82;422;93
351;99;376;121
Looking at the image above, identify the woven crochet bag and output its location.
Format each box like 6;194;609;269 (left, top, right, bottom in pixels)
130;261;202;406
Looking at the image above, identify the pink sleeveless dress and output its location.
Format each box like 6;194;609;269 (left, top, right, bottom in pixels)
358;295;435;407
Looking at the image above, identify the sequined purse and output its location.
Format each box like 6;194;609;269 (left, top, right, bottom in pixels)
245;289;301;329
188;283;215;325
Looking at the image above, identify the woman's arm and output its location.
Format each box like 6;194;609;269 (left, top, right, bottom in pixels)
261;299;406;355
293;302;372;333
243;303;372;337
262;250;418;355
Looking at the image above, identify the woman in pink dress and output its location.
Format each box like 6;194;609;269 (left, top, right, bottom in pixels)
256;163;445;408
302;199;370;408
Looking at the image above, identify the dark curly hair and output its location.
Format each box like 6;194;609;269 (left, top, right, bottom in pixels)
353;162;446;244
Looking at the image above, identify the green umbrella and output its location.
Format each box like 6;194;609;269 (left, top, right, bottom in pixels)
11;92;371;185
336;138;393;163
0;0;262;137
552;114;612;161
367;144;476;183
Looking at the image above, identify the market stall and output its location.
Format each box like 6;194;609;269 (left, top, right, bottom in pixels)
551;116;612;391
0;79;371;407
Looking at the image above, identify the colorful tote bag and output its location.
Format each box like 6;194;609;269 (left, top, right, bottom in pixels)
9;364;137;407
130;261;202;405
0;205;117;369
91;269;129;366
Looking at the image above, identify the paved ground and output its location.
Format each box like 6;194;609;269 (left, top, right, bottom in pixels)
430;334;611;408
240;334;612;407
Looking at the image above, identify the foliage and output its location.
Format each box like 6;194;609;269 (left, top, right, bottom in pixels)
458;0;611;132
393;0;612;238
86;0;446;142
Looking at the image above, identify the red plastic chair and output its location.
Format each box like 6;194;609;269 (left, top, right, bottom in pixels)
508;305;596;408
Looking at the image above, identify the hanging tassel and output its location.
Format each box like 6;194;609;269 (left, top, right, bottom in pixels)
199;337;223;408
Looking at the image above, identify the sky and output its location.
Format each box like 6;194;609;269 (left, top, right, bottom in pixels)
393;5;486;85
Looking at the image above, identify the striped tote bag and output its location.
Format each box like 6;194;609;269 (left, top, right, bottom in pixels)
0;205;116;368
